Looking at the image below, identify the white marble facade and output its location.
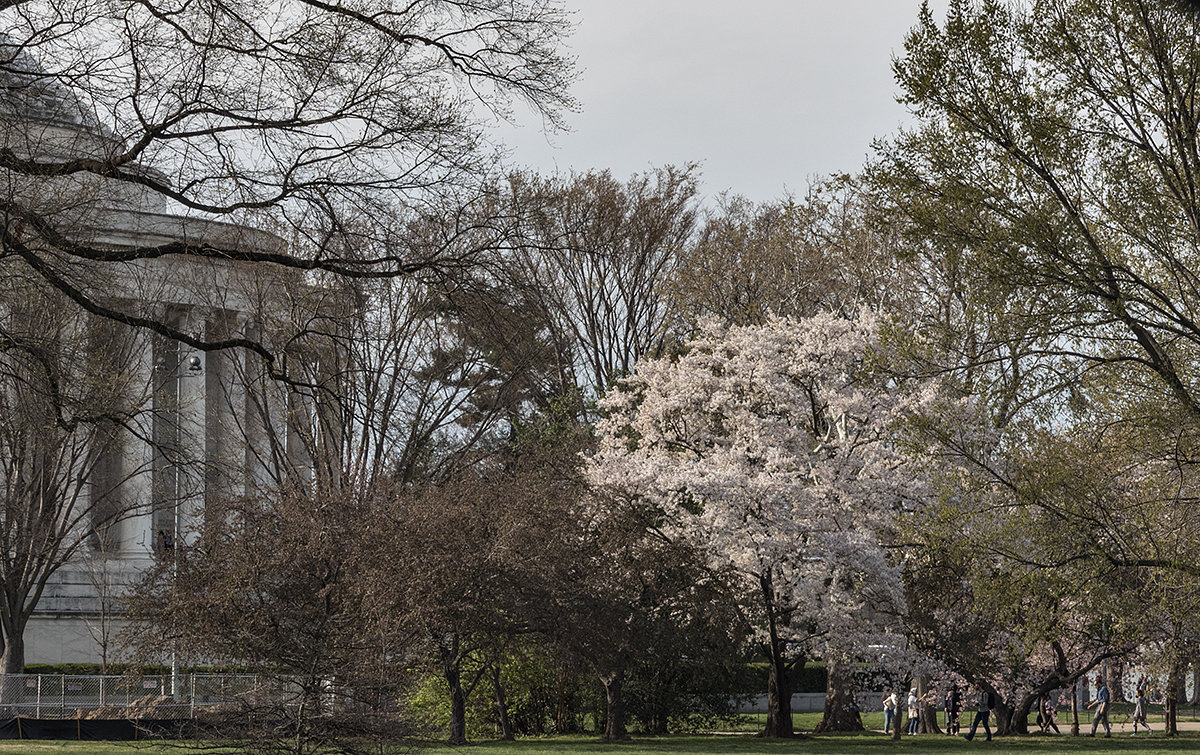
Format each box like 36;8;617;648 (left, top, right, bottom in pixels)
6;44;291;666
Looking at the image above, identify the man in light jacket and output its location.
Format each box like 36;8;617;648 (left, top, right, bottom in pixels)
1088;675;1111;738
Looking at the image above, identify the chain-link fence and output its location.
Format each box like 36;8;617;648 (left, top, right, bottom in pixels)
0;674;273;719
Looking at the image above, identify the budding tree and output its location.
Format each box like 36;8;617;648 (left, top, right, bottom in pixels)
587;313;930;737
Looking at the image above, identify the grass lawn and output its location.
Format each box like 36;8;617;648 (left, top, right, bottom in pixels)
1;732;1198;755
438;731;1200;755
0;746;183;755
3;707;1198;755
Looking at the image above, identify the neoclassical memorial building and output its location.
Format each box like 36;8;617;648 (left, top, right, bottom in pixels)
2;42;298;666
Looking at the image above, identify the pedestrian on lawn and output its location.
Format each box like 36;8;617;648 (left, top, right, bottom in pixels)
1088;675;1111;738
964;685;993;742
883;691;898;734
1132;674;1152;735
945;684;961;735
907;688;919;734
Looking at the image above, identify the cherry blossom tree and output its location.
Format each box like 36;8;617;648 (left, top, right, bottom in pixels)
587;312;931;738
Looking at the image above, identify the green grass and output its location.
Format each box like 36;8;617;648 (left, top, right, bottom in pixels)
1;732;1199;755
0;746;181;755
424;731;1200;755
3;706;1198;755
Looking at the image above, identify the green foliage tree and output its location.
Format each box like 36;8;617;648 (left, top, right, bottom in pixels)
876;1;1200;733
877;0;1200;430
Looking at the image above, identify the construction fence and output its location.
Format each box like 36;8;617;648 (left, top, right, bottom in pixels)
0;673;274;720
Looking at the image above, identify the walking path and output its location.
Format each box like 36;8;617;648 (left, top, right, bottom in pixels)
873;719;1200;735
1107;719;1200;734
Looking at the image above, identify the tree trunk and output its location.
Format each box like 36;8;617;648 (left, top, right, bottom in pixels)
992;698;1012;736
916;676;941;734
1165;691;1177;736
1010;695;1031;735
1071;678;1080;736
0;631;23;676
447;674;467;744
1108;659;1125;704
555;663;578;734
491;665;514;741
1165;661;1181;737
440;635;468;745
815;659;862;732
599;661;630;742
891;690;902;741
1010;680;1067;735
759;573;794;738
763;642;795;738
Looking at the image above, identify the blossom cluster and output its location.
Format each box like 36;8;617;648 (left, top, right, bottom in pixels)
587;313;928;655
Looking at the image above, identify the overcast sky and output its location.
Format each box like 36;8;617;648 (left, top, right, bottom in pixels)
490;1;952;203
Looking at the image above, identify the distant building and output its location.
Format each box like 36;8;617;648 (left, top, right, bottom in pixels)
0;40;296;666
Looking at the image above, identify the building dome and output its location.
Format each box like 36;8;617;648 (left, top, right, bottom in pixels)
0;34;123;161
0;39;90;126
0;36;286;310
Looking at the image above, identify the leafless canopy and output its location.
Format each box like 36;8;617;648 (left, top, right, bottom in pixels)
0;0;576;359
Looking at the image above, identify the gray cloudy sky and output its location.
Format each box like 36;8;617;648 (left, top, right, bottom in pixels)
491;1;951;203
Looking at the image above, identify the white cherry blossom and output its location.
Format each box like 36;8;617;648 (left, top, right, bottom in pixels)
587;312;931;735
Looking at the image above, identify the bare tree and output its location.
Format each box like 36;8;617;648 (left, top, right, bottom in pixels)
668;176;914;333
79;537;124;674
0;0;575;371
230;231;551;494
124;483;422;755
0;0;574;675
0;279;151;673
505;165;701;401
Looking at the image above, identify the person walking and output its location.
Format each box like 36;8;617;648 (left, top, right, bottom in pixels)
883;691;898;734
1038;693;1060;734
945;684;961;735
1132;674;1152;735
964;685;993;742
1088;674;1111;738
907;688;920;734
